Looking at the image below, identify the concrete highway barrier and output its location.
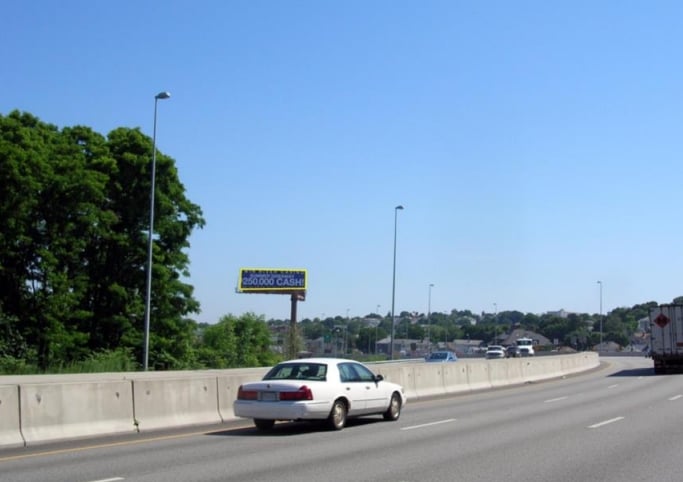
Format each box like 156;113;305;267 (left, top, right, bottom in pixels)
132;376;221;432
521;355;564;383
0;352;599;448
412;363;447;398
489;359;516;388
20;380;135;445
374;364;418;401
442;363;469;394
0;385;23;448
465;359;493;391
503;359;525;386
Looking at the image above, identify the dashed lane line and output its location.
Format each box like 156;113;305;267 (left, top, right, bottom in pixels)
588;417;624;429
401;419;457;431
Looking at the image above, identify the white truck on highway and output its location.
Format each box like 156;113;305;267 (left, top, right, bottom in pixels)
649;304;683;374
516;337;535;356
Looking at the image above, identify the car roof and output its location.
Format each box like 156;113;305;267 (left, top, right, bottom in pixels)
277;357;355;365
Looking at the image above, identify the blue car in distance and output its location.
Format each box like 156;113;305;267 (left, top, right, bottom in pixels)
425;351;458;362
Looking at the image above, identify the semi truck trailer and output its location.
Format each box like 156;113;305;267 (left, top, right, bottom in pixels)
649;304;683;374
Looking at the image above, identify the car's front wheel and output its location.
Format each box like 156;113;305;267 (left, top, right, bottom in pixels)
383;392;402;421
327;399;347;430
254;419;275;431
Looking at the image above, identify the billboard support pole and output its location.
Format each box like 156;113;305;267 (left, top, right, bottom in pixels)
287;293;299;359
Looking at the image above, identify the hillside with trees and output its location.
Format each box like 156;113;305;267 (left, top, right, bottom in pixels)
281;301;658;356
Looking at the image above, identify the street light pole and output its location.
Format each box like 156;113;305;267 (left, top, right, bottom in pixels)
143;91;171;371
428;283;434;317
427;283;434;342
493;302;498;345
390;205;404;360
345;309;350;355
374;323;378;354
597;280;603;352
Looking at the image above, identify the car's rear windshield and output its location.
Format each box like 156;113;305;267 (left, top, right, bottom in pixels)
263;363;327;381
430;352;448;359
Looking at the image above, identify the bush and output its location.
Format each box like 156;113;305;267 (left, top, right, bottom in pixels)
52;349;138;373
0;356;37;375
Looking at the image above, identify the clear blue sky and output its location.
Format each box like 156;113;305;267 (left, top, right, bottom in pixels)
3;1;682;322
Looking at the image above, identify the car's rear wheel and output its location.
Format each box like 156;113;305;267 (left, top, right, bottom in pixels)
254;419;275;431
327;399;347;430
383;392;402;421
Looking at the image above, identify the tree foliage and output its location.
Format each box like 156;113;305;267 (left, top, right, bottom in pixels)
0;111;205;371
196;313;278;368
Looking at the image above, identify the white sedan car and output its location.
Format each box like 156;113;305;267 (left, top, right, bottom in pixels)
485;345;506;359
233;358;406;431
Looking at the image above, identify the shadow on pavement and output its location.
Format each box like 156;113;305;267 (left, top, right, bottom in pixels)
608;368;655;377
206;417;381;437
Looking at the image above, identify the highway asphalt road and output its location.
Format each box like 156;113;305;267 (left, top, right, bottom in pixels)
1;356;680;482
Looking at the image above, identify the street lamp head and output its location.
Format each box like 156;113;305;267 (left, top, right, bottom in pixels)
395;205;404;211
155;91;171;100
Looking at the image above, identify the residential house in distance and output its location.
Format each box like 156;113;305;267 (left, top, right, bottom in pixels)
502;328;551;349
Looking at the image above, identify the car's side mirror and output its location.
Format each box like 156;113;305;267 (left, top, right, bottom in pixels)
375;374;384;382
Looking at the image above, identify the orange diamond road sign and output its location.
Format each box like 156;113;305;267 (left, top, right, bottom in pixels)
654;313;670;328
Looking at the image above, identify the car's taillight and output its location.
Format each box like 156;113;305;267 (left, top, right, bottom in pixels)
279;385;313;401
237;385;258;400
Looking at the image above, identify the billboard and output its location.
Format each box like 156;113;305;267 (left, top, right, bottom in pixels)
237;268;307;294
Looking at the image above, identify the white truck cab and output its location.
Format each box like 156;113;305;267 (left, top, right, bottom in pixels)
516;337;535;356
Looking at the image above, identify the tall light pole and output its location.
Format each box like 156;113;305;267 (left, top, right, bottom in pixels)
427;283;434;342
143;91;171;371
345;308;350;355
375;305;380;355
428;283;434;317
374;323;379;354
493;302;498;345
597;280;603;352
390;205;404;360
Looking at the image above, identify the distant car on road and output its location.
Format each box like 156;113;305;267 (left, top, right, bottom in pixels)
233;358;406;431
486;345;506;359
506;345;521;358
425;351;458;362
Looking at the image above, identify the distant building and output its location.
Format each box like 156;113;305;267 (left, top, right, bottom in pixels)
452;339;485;355
545;309;572;319
502;329;551;347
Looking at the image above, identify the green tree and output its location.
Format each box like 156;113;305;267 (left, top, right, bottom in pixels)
197;313;278;368
0;111;205;371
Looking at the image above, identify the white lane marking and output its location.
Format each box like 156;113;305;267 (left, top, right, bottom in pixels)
401;419;457;431
544;396;568;403
607;384;619;389
588;417;624;429
88;478;124;482
669;395;682;401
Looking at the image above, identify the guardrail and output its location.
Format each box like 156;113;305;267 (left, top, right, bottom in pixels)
0;352;599;448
